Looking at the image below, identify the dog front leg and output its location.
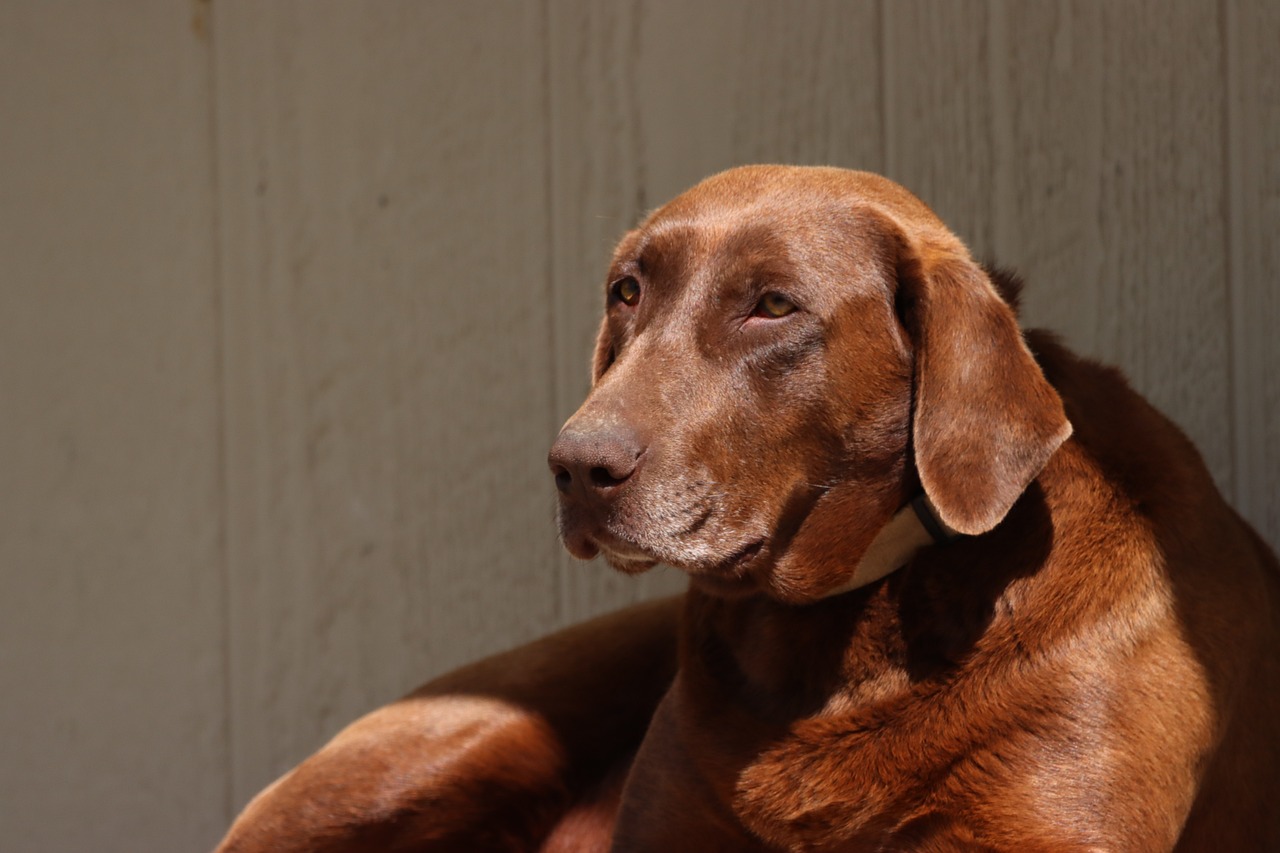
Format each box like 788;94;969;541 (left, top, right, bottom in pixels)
216;595;681;853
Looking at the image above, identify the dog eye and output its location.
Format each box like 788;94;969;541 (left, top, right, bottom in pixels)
755;293;796;318
612;276;641;306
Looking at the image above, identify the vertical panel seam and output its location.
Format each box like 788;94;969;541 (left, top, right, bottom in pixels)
541;0;565;626
201;0;235;827
878;0;894;178
628;0;648;215
988;0;1014;261
1222;0;1244;512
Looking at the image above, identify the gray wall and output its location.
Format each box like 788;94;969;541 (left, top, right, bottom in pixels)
1;2;1276;850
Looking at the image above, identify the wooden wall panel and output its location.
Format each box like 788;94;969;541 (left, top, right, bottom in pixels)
1;2;1274;848
0;3;227;850
883;0;996;256
547;0;883;622
1085;0;1231;493
1228;0;1280;550
212;1;560;810
987;0;1106;353
889;1;1234;497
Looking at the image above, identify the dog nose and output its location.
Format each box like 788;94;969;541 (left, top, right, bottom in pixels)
548;426;644;499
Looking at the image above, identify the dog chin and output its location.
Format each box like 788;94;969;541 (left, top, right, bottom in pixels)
601;551;659;574
677;539;769;597
567;516;769;585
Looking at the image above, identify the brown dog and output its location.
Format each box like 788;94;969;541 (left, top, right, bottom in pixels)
217;166;1280;852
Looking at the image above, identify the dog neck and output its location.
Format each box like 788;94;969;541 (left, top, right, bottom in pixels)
820;495;958;599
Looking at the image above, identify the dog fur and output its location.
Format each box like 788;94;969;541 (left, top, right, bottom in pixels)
217;166;1280;853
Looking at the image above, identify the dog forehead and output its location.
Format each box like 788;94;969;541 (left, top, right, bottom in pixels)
657;165;937;221
642;217;790;278
634;165;957;256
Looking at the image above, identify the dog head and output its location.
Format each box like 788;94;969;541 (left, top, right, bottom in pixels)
549;166;1070;602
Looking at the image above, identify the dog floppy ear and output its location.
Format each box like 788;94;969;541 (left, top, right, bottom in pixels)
896;244;1071;536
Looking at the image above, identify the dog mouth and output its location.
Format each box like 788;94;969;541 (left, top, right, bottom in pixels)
560;510;766;583
558;512;660;572
594;531;660;574
626;523;769;580
556;488;772;588
596;534;768;595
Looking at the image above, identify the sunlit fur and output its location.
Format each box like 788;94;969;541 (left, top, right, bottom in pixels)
217;167;1280;853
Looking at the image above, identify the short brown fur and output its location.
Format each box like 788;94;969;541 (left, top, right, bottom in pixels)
217;167;1280;853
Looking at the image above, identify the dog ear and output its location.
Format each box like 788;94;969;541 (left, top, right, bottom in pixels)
896;245;1071;536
